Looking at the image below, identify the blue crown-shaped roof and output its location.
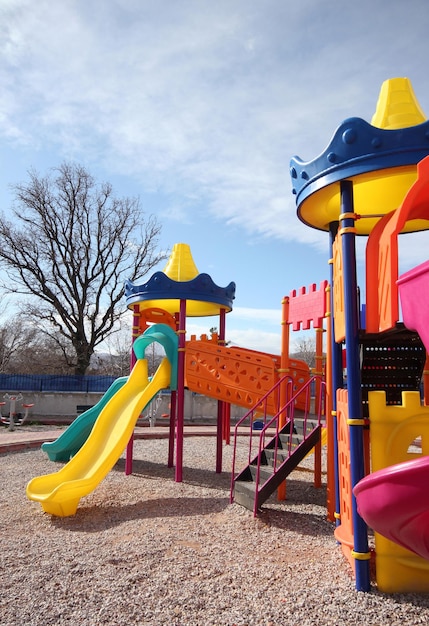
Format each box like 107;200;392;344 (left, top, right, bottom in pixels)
290;117;429;209
125;272;236;311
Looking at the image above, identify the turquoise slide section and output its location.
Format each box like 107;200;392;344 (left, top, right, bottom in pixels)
41;376;128;462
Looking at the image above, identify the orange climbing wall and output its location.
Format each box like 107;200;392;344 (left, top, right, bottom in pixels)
333;389;355;572
334;388;371;574
185;338;309;414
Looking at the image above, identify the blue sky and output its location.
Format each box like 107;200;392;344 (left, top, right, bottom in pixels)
1;0;429;355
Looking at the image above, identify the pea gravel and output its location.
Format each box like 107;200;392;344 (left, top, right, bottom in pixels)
2;434;429;625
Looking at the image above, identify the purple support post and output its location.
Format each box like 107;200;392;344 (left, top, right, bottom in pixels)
340;180;370;592
168;313;179;468
168;389;177;468
125;305;140;476
216;308;227;473
175;299;186;482
329;221;343;525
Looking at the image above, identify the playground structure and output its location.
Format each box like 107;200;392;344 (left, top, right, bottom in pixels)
290;76;429;593
25;76;429;595
27;241;323;520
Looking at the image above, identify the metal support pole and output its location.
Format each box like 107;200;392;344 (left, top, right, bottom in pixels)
340;180;370;592
216;308;227;471
329;221;343;524
125;304;141;475
175;299;186;482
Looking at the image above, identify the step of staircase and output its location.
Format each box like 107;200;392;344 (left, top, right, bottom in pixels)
232;423;321;514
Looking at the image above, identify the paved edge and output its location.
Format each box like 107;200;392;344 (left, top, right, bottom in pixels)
0;426;222;455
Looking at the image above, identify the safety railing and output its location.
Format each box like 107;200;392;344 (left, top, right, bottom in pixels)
230;375;326;506
0;373;117;393
230;374;294;470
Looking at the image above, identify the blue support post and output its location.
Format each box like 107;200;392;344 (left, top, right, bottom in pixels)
340;180;371;592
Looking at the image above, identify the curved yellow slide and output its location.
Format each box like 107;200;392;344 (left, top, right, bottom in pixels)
26;357;171;517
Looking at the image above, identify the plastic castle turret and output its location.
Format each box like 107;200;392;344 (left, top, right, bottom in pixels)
289;77;429;593
290;77;429;235
125;242;235;318
124;243;236;480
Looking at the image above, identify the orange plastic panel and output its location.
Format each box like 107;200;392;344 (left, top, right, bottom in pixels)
333;389;355;572
185;339;310;413
185;340;280;412
366;155;429;333
138;307;177;332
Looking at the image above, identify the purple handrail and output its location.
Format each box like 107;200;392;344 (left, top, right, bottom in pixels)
230;375;294;499
231;375;326;510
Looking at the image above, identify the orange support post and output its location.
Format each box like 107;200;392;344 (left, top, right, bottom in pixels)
313;326;325;489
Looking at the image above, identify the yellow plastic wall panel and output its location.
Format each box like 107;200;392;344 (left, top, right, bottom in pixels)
368;390;429;592
369;390;429;471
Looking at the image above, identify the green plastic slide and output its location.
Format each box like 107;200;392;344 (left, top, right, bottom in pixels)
41;376;128;461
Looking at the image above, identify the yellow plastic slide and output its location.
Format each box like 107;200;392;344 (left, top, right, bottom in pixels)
26;357;171;517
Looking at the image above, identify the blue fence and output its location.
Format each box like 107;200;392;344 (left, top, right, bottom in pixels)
0;374;117;393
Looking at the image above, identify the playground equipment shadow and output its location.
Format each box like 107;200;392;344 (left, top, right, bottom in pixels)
48;495;231;532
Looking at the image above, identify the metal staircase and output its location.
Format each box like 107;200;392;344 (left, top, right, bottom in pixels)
230;376;325;516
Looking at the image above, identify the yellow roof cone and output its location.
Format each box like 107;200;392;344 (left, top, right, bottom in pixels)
371;77;427;130
125;241;235;316
163;243;200;282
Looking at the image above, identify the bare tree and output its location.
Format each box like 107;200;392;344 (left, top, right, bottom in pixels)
0;162;167;374
291;336;317;370
93;320;165;377
10;332;73;375
0;318;39;373
95;320;133;377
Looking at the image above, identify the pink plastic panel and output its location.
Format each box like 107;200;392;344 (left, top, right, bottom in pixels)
288;280;328;331
354;456;429;560
398;259;429;353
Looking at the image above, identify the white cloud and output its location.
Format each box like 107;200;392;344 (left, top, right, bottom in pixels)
229;307;281;324
183;304;324;355
398;231;429;275
1;0;429;258
185;320;281;355
227;328;281;355
183;306;283;354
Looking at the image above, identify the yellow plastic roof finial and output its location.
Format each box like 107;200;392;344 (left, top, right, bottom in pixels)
371;77;427;130
162;243;200;282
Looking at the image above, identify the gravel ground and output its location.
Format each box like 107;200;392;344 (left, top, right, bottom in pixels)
2;434;429;625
